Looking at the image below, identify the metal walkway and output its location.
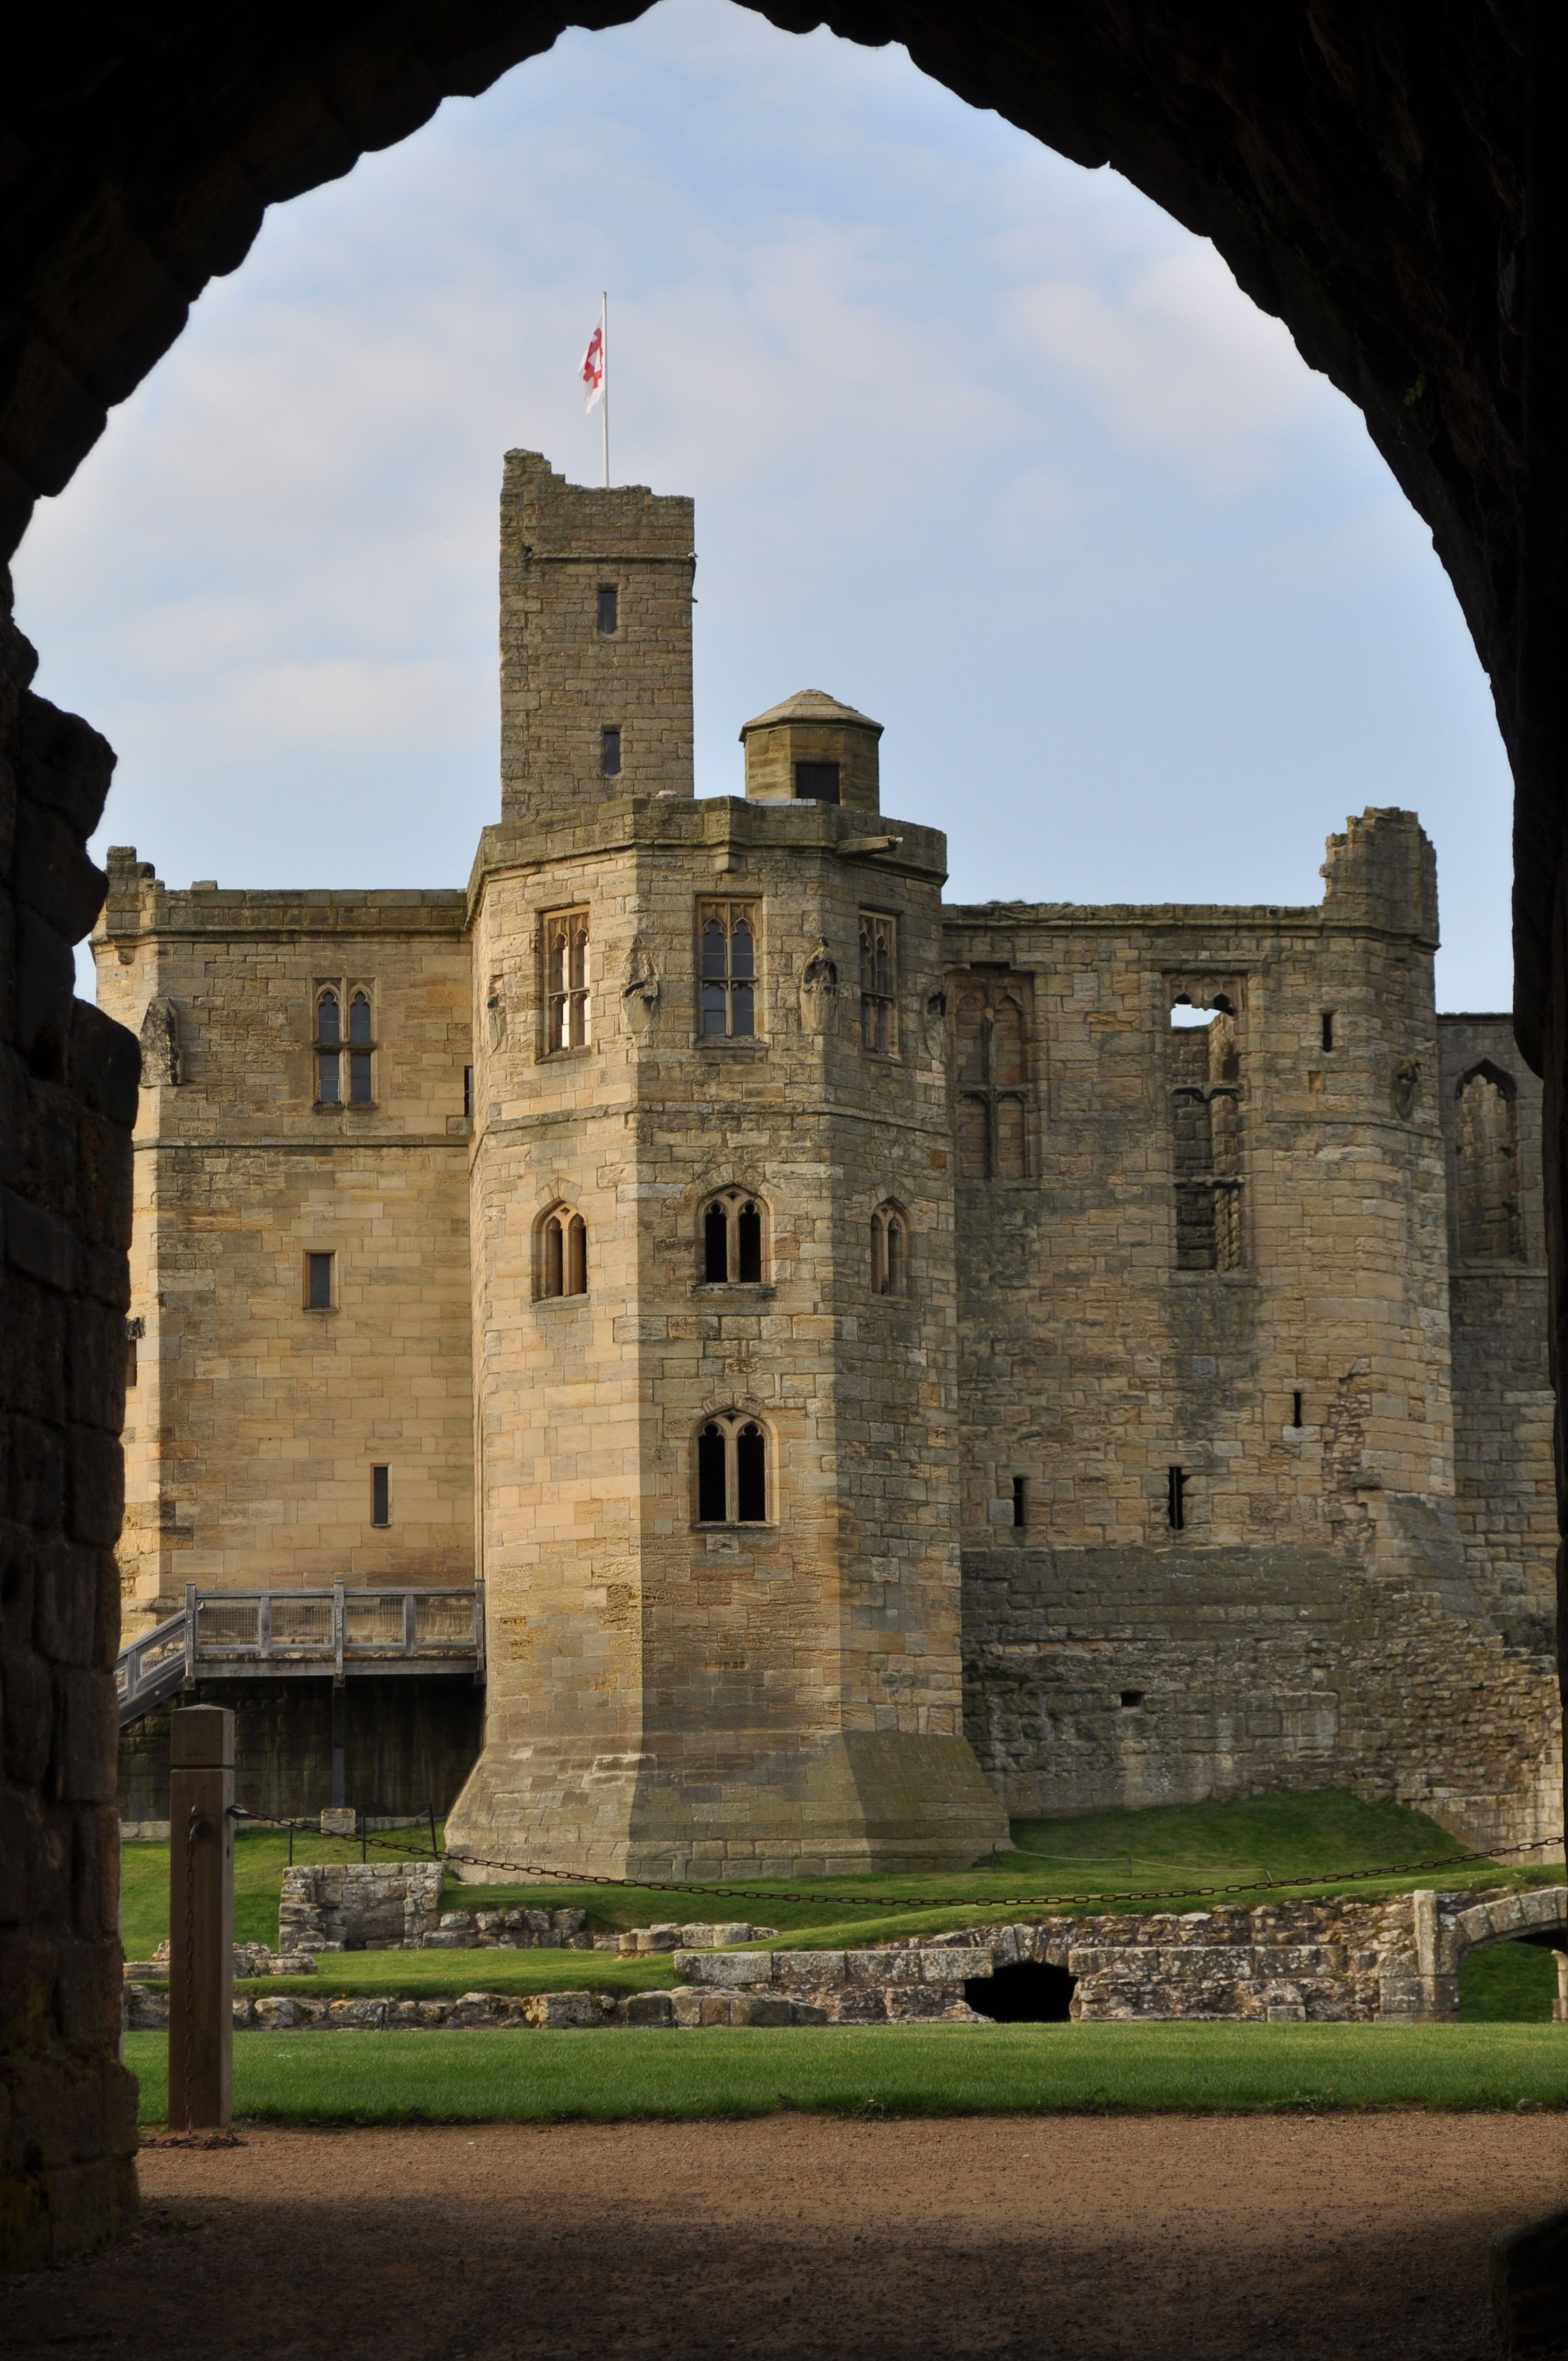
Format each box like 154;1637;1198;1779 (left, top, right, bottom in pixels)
116;1581;484;1724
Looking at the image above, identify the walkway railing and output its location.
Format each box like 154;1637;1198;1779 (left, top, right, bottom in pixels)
116;1581;484;1724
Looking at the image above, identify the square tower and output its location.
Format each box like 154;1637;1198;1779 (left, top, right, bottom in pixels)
499;450;695;822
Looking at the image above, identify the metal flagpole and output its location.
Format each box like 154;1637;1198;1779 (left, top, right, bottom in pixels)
601;292;609;488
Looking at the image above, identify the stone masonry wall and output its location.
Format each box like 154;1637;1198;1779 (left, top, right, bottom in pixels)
0;619;140;2265
1436;1014;1556;1658
92;859;475;1635
950;813;1560;1856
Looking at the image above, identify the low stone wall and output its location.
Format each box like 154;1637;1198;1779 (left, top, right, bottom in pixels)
122;1884;1568;2036
276;1864;594;1952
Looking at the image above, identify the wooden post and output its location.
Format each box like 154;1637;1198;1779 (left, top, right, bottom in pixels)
168;1705;234;2131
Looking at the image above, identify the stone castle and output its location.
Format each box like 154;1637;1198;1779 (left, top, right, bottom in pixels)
101;451;1560;1874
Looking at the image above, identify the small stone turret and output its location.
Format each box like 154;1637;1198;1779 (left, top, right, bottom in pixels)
740;689;883;812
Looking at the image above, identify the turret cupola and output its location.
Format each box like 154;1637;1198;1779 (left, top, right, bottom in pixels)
739;689;883;812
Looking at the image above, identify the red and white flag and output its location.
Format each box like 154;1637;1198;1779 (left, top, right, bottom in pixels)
581;309;606;412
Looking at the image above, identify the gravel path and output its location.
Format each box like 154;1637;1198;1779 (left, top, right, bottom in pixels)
11;2115;1565;2358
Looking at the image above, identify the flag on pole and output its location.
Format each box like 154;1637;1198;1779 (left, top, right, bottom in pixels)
581;311;606;412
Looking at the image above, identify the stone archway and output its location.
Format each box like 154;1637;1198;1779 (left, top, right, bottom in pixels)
1414;1885;1568;2020
2;0;1566;2275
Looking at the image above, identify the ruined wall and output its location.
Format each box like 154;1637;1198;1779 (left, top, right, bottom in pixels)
91;860;474;1635
952;813;1560;1857
1437;1015;1556;1658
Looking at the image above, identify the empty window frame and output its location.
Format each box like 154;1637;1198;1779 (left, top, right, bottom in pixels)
952;973;1034;1178
126;1316;143;1389
371;1466;390;1527
601;727;622;777
1166;1466;1188;1531
536;1205;589;1300
544;910;591;1052
305;1253;335;1311
1011;1475;1028;1529
1168;987;1243;1271
314;986;375;1105
702;1189;765;1284
859;912;897;1055
597;585;619;635
695;1413;770;1524
870;1202;908;1296
1454;1062;1522;1260
699;902;757;1038
794;761;840;803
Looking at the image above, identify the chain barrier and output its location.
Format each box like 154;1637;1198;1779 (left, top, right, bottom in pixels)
232;1808;1565;1919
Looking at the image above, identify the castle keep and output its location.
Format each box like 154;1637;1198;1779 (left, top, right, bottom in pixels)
100;453;1560;1872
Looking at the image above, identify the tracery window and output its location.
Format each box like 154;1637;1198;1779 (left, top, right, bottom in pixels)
859;912;897;1055
701;1189;765;1284
699;901;756;1037
1168;986;1243;1271
315;986;375;1105
536;1205;589;1299
1454;1063;1521;1260
544;910;591;1052
870;1203;908;1296
952;973;1033;1178
695;1413;770;1524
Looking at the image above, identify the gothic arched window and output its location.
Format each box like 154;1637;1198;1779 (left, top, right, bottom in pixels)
695;1414;770;1524
700;1189;766;1283
871;1203;908;1297
1455;1063;1521;1260
536;1205;589;1299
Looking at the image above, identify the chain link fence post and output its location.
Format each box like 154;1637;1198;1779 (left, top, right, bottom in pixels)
168;1705;235;2130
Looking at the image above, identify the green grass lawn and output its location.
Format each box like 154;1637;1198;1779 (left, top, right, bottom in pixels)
1460;1937;1559;2022
127;2021;1568;2129
119;1788;1559;1969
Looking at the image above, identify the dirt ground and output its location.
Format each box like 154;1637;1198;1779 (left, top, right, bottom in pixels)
9;2115;1565;2360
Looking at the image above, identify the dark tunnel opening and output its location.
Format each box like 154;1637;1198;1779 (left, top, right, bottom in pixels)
966;1961;1077;2022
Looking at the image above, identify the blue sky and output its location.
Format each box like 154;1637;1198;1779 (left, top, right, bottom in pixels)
13;0;1513;1009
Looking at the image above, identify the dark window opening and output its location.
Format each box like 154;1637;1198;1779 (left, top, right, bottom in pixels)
794;761;840;802
126;1336;138;1389
371;1466;389;1527
308;1253;334;1311
737;1201;763;1284
1120;1690;1144;1710
1166;1466;1187;1532
1011;1475;1028;1529
315;989;341;1103
597;585;618;635
349;1049;373;1103
1292;1390;1304;1428
1321;1011;1335;1052
538;1209;587;1300
703;1190;766;1285
463;1065;473;1117
965;1961;1077;2023
736;1424;767;1521
705;1202;729;1282
698;1424;727;1522
601;727;622;778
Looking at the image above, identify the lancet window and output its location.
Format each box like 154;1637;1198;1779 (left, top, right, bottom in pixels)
695;1413;770;1525
952;972;1033;1179
315;986;375;1105
699;902;757;1037
870;1203;908;1296
859;912;897;1055
702;1189;765;1285
544;910;591;1052
1168;985;1243;1271
1454;1063;1522;1261
536;1205;589;1299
